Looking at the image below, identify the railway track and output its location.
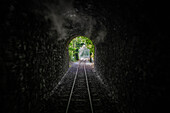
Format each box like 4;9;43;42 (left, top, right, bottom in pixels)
66;60;93;113
41;61;112;113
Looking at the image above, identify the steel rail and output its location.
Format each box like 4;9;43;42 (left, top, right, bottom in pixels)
65;61;80;113
84;61;94;113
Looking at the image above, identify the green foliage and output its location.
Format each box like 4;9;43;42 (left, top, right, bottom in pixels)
68;36;94;62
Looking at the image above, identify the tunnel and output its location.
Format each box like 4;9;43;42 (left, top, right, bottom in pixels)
1;0;169;113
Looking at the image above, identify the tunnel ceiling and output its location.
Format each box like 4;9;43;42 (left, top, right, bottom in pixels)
4;0;167;44
30;0;107;44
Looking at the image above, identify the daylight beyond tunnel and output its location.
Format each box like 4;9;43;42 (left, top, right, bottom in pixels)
68;36;94;63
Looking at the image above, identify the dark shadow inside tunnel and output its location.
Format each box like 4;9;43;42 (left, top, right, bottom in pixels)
67;36;95;66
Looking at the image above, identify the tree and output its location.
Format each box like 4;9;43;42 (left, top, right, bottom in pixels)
68;36;94;62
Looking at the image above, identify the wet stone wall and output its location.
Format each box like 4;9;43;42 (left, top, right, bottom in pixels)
90;0;169;112
1;1;69;113
94;13;169;113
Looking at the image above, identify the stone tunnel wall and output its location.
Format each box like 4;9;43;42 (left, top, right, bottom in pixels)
95;31;169;113
94;1;169;113
1;1;69;113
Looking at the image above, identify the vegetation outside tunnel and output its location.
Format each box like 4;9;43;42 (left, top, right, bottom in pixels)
69;36;94;62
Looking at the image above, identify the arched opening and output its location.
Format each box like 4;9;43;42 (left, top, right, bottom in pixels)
68;36;94;66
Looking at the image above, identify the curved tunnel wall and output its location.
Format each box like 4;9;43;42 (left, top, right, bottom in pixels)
1;0;169;113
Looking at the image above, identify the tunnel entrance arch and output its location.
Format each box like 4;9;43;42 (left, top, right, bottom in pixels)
67;36;95;64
